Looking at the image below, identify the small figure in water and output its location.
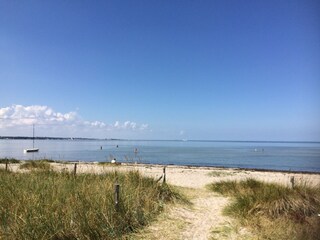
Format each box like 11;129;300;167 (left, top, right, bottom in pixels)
134;148;138;153
100;146;102;150
116;145;119;148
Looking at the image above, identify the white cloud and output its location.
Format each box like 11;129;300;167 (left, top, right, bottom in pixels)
0;105;77;127
0;105;149;136
140;124;149;130
113;120;148;131
114;121;120;128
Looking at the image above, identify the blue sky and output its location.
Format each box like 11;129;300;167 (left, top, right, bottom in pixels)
0;0;319;141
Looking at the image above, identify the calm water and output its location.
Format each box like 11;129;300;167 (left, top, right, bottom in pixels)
0;139;320;172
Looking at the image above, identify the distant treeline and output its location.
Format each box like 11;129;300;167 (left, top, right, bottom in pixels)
0;136;114;140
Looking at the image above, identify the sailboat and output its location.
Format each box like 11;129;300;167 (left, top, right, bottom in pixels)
24;124;39;153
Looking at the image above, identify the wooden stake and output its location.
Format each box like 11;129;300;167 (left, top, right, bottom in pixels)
74;163;77;176
114;183;120;209
5;159;8;171
156;175;163;183
290;176;295;189
163;166;166;184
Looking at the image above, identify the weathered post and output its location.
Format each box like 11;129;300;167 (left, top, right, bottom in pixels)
74;163;77;176
5;159;8;171
290;176;295;189
114;183;120;210
163;166;166;184
156;175;163;183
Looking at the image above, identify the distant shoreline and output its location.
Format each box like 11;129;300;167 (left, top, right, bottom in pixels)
0;136;319;144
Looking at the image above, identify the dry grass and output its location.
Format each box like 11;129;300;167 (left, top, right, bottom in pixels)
208;178;320;240
206;171;234;177
0;158;20;164
0;169;183;239
19;160;52;170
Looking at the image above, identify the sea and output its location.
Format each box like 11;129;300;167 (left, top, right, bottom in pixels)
0;139;320;172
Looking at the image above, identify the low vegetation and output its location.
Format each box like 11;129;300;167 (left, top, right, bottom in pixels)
0;158;20;163
206;170;234;177
208;179;320;240
0;170;183;239
19;160;52;170
98;161;122;166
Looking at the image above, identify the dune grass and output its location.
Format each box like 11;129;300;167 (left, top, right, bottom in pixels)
98;161;122;166
206;170;234;177
0;169;183;239
0;158;20;164
19;160;52;170
208;178;320;240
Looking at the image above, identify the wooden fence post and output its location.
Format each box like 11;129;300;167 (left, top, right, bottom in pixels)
114;183;120;209
74;163;77;176
290;176;295;189
5;159;8;171
163;166;166;184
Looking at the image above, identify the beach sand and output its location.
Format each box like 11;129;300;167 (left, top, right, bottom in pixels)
4;162;320;188
42;162;320;188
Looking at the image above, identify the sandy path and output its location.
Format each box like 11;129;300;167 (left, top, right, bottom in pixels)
179;191;229;240
130;188;231;240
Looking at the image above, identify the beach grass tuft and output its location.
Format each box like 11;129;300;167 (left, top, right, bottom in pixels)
0;158;20;164
98;161;122;166
0;170;182;239
206;170;234;177
208;178;320;240
19;160;52;170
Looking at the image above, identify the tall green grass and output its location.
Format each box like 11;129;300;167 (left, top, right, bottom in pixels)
208;178;320;240
0;170;182;239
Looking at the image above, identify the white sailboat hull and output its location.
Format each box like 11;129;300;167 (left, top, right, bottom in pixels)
24;148;39;153
24;124;39;153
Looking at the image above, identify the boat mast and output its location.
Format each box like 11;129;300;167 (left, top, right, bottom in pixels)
33;124;35;148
